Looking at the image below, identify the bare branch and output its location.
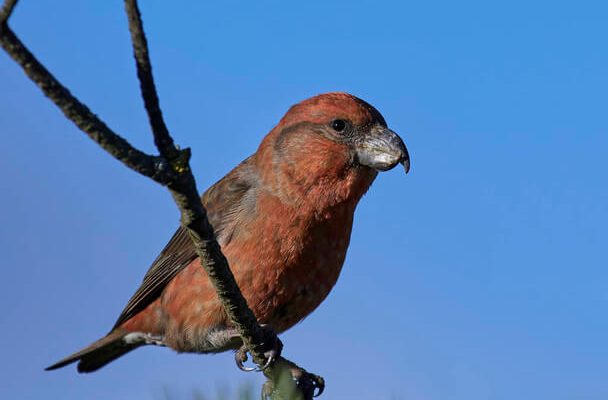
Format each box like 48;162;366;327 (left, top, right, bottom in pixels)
0;0;18;25
165;174;272;361
1;1;324;397
124;0;177;159
0;24;176;185
121;0;273;366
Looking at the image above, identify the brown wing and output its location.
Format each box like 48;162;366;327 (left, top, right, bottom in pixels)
112;156;258;329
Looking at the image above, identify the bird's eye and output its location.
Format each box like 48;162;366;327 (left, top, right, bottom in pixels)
331;119;347;132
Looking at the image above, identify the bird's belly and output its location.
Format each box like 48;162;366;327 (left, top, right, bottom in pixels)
239;224;352;333
158;243;348;352
158;206;354;352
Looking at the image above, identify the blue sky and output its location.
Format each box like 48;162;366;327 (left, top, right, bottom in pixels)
1;1;607;399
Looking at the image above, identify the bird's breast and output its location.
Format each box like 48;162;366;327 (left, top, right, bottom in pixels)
223;193;356;333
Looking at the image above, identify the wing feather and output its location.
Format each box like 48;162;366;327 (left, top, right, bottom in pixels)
112;156;257;328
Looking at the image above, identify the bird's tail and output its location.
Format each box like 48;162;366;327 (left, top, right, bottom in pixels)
45;328;143;373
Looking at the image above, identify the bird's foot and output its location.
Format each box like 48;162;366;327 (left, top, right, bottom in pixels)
235;324;283;372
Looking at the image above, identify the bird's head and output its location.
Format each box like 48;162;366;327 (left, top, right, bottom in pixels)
257;92;410;205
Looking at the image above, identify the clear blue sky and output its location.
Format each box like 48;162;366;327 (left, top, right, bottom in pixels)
1;1;607;399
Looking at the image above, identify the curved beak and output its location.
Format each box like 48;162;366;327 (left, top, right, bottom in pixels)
354;126;410;173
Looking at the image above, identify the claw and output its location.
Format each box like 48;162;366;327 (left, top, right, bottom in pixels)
259;348;277;371
235;344;280;372
235;325;282;372
235;346;257;372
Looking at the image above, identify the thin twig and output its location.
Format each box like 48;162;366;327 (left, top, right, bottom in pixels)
122;0;272;366
123;0;177;159
0;25;175;185
0;0;17;24
1;1;323;397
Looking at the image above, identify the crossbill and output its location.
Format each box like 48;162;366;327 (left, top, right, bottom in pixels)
47;92;410;372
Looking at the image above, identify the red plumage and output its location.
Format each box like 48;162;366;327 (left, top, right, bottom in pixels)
47;92;409;372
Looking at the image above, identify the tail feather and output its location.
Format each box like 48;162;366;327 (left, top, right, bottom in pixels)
46;329;143;373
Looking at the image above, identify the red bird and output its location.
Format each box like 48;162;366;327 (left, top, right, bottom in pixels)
47;92;410;372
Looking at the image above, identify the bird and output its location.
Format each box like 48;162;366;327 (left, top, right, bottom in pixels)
46;92;410;373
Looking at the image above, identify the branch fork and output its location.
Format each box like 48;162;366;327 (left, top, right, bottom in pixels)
1;1;323;399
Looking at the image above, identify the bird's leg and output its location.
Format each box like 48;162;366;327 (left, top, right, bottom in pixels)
123;332;166;346
235;324;283;372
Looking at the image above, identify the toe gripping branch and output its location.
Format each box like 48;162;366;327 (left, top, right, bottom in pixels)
235;324;283;372
235;325;324;398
